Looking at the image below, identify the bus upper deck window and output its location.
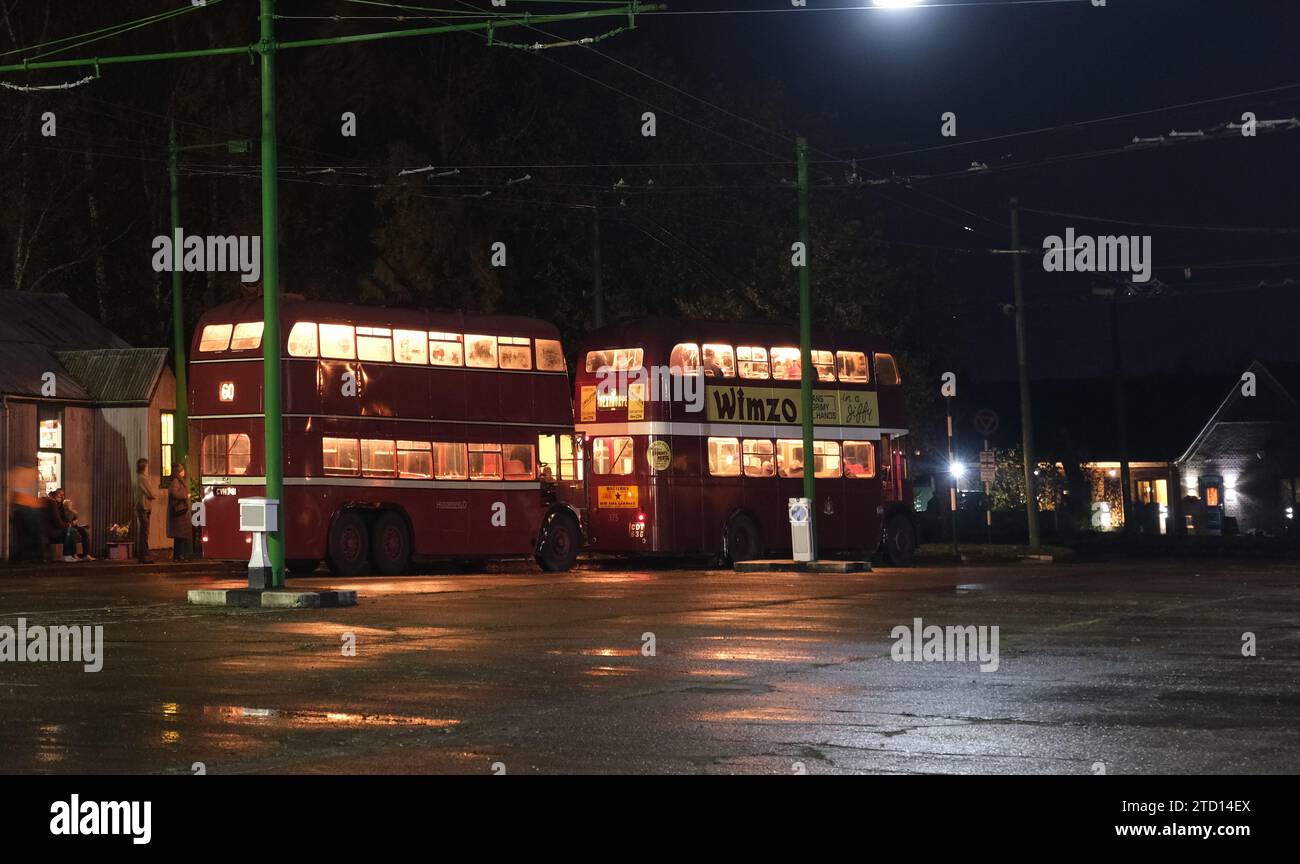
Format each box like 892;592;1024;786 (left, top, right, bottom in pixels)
287;322;319;357
770;347;801;380
230;322;264;351
394;329;428;365
670;343;700;375
843;441;876;477
813;349;836;382
430;332;464;366
357;326;393;363
874;353;901;385
702;344;735;378
466;335;498;368
320;323;357;360
737;346;769;379
585;348;642;373
499;336;532;370
199;324;232;353
536;339;566;372
836;351;869;383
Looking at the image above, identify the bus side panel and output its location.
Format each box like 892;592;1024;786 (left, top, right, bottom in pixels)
670;435;704;555
319;360;362;417
464;488;540;556
284;359;319;417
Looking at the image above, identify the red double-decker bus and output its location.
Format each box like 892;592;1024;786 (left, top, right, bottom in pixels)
189;297;584;576
573;318;917;565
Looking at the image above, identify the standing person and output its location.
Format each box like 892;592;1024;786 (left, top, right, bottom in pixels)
135;458;156;564
167;462;191;561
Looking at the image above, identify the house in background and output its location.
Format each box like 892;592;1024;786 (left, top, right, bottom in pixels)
0;291;178;559
1172;361;1300;536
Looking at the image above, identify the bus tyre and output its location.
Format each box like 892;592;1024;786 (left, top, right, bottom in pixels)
286;558;319;576
726;513;763;564
370;510;411;576
883;513;916;567
536;511;580;572
327;510;370;577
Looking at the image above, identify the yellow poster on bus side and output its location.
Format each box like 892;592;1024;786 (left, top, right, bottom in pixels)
580;385;597;422
705;384;879;427
598;485;639;509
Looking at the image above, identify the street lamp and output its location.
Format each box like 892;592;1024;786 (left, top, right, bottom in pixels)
950;461;967;481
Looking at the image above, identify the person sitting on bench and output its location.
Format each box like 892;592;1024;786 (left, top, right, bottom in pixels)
43;489;79;562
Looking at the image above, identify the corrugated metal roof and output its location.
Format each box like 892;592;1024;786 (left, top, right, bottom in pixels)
53;348;168;405
0;291;155;402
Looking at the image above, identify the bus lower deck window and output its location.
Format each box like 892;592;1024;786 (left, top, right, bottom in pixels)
843;441;876;477
707;437;740;477
322;436;360;476
777;440;842;478
361;439;397;476
202;433;251;475
503;444;536;480
592;436;634;475
397;440;432;478
433;442;468;479
469;443;503;480
742;439;775;477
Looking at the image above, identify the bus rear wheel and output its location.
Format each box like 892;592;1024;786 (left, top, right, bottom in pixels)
725;512;763;564
327;510;370;577
536;511;580;572
882;512;916;566
370;510;411;576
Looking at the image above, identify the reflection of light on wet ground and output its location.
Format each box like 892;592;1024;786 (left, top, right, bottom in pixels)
548;647;640;657
582;665;638;677
690;648;816;662
35;723;65;764
200;705;459;729
161;729;180;745
573;572;657;584
697;707;816;723
956;584;987;593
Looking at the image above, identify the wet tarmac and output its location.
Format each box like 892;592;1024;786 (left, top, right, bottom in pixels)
0;558;1296;774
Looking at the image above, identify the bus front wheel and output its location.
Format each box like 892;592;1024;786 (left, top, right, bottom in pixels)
882;512;916;566
370;510;412;576
725;513;763;564
327;510;370;577
536;511;580;572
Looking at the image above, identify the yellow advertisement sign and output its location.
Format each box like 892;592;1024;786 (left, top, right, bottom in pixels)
580;385;597;422
647;440;672;472
706;385;879;427
597;485;639;509
628;381;646;421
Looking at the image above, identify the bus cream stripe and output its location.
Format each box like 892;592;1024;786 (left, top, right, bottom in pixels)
202;476;540;491
576;421;909;440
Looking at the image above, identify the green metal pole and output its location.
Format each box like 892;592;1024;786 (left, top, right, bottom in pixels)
796;137;817;560
259;0;284;588
167;123;188;474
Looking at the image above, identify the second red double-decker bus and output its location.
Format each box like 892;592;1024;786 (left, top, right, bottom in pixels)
573;318;917;565
189;297;584;576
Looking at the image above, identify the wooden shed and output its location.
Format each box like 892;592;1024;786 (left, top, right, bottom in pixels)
0;291;178;560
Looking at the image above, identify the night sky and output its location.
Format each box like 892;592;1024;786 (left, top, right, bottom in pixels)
663;0;1300;380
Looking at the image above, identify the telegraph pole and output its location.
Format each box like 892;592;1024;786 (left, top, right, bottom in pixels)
167;123;188;474
1010;197;1041;552
796;137;817;560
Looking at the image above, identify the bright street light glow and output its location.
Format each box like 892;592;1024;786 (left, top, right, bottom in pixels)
873;0;924;7
949;461;967;480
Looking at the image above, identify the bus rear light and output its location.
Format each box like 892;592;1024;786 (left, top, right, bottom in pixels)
202;535;209;543
636;510;646;523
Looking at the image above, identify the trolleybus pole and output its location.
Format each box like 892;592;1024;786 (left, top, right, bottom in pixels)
796;137;817;561
259;0;285;588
